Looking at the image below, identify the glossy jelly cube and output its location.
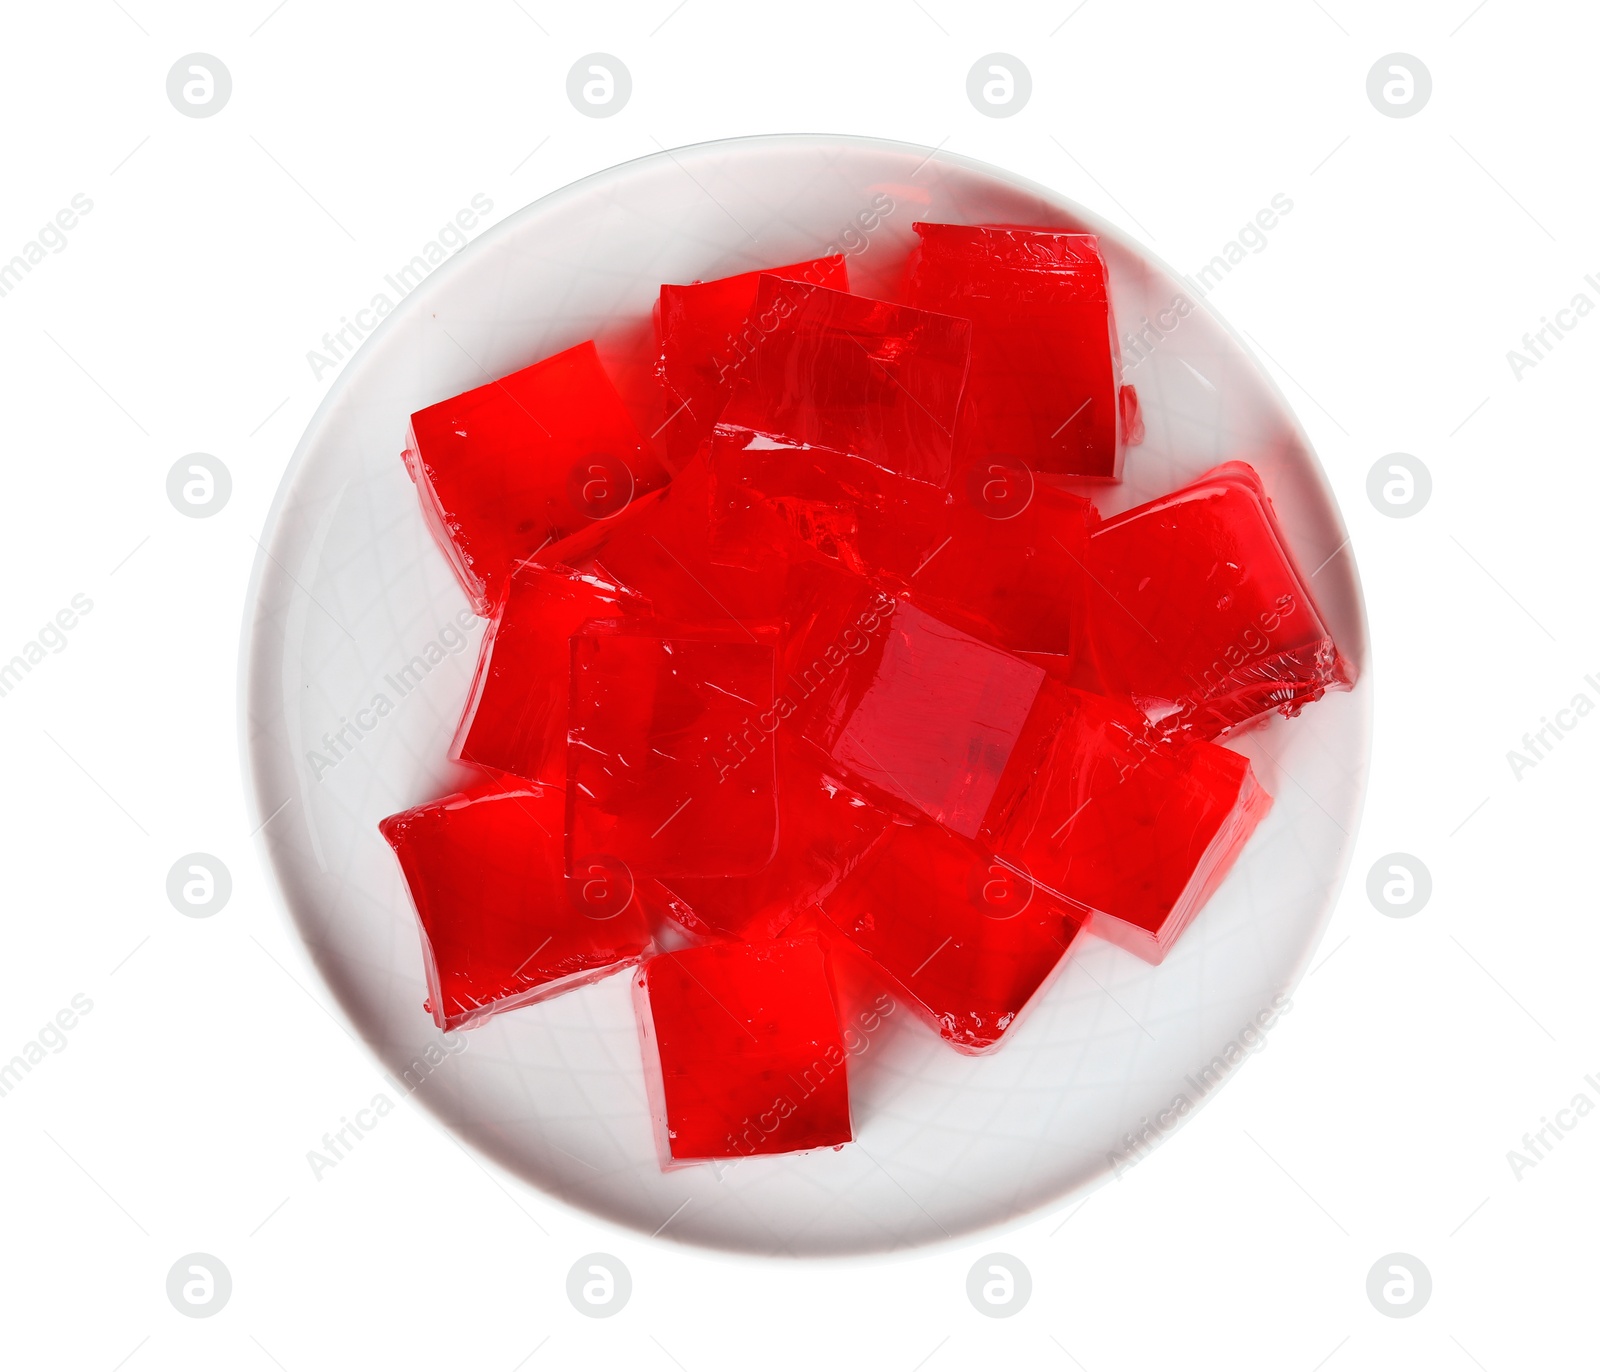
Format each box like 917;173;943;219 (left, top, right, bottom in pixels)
979;683;1272;962
719;275;971;485
1084;461;1353;739
708;432;1093;661
567;620;779;879
906;222;1136;480
900;456;1093;661
820;820;1083;1053
663;740;892;942
657;254;848;467
452;564;645;785
784;569;1046;838
405;340;668;614
378;779;652;1030
634;932;852;1165
706;426;950;579
542;452;795;627
780;908;905;1046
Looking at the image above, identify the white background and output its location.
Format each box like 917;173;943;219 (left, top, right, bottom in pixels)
1;1;1594;1367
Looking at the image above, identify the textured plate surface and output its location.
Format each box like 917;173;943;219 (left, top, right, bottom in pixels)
242;135;1370;1256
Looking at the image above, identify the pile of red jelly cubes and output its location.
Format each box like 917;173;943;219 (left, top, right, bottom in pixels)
379;223;1354;1169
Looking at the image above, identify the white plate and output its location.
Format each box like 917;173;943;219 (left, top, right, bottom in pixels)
241;135;1370;1256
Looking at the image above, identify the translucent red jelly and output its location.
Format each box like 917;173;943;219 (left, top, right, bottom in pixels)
657;254;848;468
542;453;793;626
791;588;1046;839
718;275;972;485
906;222;1137;480
979;683;1272;962
707;426;951;579
566;619;779;879
452;564;644;785
379;779;652;1030
906;460;1094;663
821;820;1083;1053
406;340;668;614
1085;461;1353;739
384;219;1354;1168
635;932;853;1163
662;739;889;942
708;429;1094;661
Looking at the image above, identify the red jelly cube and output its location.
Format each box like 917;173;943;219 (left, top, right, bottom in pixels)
452;564;645;785
786;571;1046;839
820;820;1083;1053
634;932;852;1165
888;456;1095;662
708;432;1093;662
566;620;779;879
543;452;795;627
378;779;652;1030
663;740;892;942
906;222;1135;480
706;426;951;580
657;254;849;468
405;340;668;614
1084;462;1354;739
980;683;1272;962
719;276;971;486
